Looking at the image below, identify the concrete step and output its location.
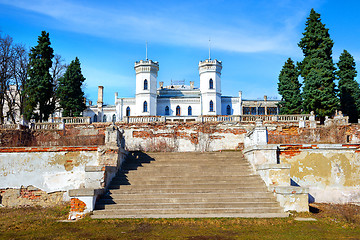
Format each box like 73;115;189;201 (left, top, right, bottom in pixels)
92;207;284;215
108;182;266;190
98;196;277;204
108;187;269;194
95;202;280;210
109;178;265;186
91;212;289;219
105;191;275;199
122;170;254;177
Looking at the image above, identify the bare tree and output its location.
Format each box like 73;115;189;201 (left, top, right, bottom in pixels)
6;43;28;123
0;35;14;124
50;54;67;114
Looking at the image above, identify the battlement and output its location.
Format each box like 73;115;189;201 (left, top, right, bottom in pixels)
134;59;159;74
198;59;222;74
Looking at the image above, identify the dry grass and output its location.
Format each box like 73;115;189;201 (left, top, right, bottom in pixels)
1;203;360;239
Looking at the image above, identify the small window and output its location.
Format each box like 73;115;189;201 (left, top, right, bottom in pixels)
112;114;116;122
258;107;265;115
144;79;148;90
165;106;170;116
176;105;181;116
210;100;214;112
103;114;107;122
126;107;130;116
143;101;148;112
93;114;97;122
268;107;278;115
188;106;192;116
209;78;213;89
226;105;231;115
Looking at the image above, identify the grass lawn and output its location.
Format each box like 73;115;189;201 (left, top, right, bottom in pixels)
1;203;360;239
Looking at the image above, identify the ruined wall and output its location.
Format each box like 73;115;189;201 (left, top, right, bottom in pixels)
268;125;357;144
0;123;106;147
116;122;250;152
279;144;360;203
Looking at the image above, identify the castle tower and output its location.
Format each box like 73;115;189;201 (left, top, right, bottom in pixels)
134;59;159;116
199;59;222;115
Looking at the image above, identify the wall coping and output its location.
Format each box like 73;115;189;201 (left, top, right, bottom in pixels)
69;188;104;197
0;146;99;153
272;186;309;195
257;163;291;170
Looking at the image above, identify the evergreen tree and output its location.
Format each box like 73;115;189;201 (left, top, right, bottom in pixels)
337;50;360;123
298;9;339;121
277;58;302;114
57;57;86;117
24;31;54;121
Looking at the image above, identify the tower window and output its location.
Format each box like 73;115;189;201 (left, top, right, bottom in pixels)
143;101;148;112
144;79;148;90
226;105;231;115
210;100;214;112
126;107;130;116
209;78;214;89
165;106;170;115
103;114;107;122
176;105;181;116
93;114;97;122
112;114;116;122
188;106;192;116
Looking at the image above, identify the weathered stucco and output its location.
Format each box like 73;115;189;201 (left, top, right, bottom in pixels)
0;147;99;193
280;145;360;203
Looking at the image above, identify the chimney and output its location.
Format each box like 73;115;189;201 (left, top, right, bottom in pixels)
264;95;267;101
238;91;242;99
97;86;104;104
159;81;164;89
83;97;86;105
190;81;194;89
89;100;93;105
115;92;118;104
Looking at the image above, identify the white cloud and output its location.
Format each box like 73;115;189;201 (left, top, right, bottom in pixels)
0;0;313;55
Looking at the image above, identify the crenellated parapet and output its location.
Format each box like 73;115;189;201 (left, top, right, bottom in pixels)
198;59;222;75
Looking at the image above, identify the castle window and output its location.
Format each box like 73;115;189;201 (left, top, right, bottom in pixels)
144;79;148;90
103;114;107;122
267;107;278;115
112;114;116;122
258;107;265;115
93;114;97;122
188;106;192;116
226;105;231;115
126;107;130;116
165;106;170;115
176;105;181;116
143;101;148;112
209;78;213;89
209;100;214;112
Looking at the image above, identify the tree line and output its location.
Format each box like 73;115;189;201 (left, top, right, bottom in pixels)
0;31;86;123
278;9;360;123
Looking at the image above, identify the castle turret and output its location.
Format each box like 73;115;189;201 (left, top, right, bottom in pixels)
134;60;159;116
199;59;222;115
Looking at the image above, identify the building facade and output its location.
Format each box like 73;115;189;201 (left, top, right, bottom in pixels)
84;58;279;122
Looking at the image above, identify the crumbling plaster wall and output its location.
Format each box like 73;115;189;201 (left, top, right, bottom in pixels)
279;144;360;203
0;147;99;193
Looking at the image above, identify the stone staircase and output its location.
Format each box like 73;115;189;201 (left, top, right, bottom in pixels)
91;151;288;218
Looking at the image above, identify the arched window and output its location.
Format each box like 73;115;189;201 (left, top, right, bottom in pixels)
144;79;148;90
126;107;130;116
103;114;107;122
93;114;97;122
165;106;170;116
209;78;214;89
188;106;192;116
226;105;231;115
143;101;148;112
176;105;181;116
112;114;116;122
209;100;214;112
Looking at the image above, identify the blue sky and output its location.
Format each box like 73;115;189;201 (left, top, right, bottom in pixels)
0;0;359;104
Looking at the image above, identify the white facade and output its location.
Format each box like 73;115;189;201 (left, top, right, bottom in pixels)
83;57;279;122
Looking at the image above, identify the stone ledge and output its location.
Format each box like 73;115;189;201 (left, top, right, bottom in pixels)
85;166;103;172
272;186;309;195
68;188;104;197
257;163;291;170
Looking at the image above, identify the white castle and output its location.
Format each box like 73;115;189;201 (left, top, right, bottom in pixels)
84;57;279;122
